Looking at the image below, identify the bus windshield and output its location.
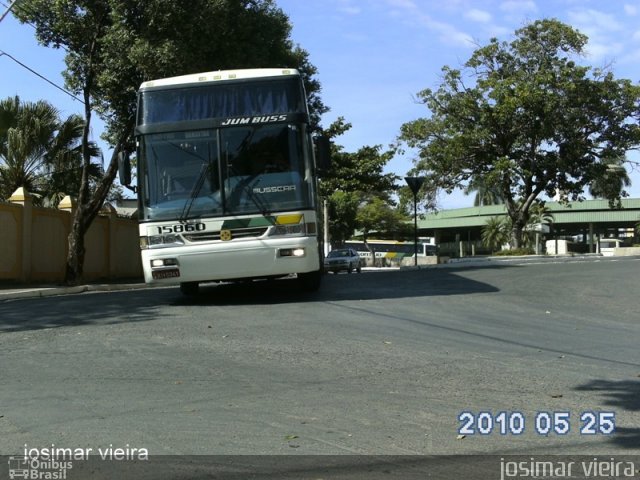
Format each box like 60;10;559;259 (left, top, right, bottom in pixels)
138;123;313;221
139;78;305;124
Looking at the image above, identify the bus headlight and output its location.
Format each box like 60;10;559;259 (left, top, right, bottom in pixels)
151;258;178;268
279;248;306;257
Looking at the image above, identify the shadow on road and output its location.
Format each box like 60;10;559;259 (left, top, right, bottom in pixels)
0;267;502;332
574;379;640;449
172;267;502;306
0;288;171;333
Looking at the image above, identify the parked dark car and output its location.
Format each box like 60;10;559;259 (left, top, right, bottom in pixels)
324;248;362;274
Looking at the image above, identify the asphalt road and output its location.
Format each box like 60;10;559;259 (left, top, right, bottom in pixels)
0;259;639;476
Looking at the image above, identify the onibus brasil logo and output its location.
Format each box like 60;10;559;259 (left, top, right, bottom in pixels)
7;455;71;479
8;443;148;479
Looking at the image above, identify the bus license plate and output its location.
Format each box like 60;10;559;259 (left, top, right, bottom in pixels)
152;269;180;280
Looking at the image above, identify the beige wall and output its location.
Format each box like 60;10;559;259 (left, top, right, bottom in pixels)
614;247;640;256
0;189;142;283
0;203;22;279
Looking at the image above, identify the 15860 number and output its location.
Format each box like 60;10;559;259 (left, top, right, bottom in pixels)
156;223;206;234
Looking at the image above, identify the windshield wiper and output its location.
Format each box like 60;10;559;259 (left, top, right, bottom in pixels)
179;163;209;222
230;174;271;216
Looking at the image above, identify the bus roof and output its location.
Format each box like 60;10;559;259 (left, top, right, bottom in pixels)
140;68;300;90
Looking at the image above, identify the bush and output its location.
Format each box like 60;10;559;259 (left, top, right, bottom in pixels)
493;248;535;256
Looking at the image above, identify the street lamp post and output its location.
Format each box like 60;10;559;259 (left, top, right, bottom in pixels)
405;176;426;267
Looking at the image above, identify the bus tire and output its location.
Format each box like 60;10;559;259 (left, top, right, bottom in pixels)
180;281;199;296
297;270;321;292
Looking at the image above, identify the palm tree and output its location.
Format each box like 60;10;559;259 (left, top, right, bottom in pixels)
0;95;100;204
481;216;510;252
482;204;553;253
38;114;102;207
588;156;631;201
523;203;554;252
464;175;504;207
0;96;58;199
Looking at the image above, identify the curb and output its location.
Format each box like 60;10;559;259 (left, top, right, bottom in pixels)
0;282;152;301
399;254;640;270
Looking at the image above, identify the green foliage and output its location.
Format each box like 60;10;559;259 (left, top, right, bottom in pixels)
588;155;631;207
0;95;101;204
481;216;511;252
13;0;323;282
493;248;534;256
14;0;325;141
396;175;438;217
399;19;640;247
0;95;57;199
319;117;398;198
464;175;504;207
527;203;554;227
327;191;359;246
319;117;401;243
355;195;408;241
482;203;554;253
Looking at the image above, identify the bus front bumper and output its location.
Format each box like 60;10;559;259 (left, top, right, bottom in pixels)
141;237;320;285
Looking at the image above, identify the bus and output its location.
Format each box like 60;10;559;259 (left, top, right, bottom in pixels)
344;239;437;265
119;68;329;294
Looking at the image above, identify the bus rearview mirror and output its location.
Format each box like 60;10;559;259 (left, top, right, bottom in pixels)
118;151;132;186
315;135;331;172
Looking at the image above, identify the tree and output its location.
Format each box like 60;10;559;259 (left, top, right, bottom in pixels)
355;195;408;261
0;95;100;203
395;174;438;218
527;203;554;228
481;216;510;253
319;118;398;198
319;117;400;244
38;113;103;207
463;175;504;207
482;203;553;253
327;190;359;246
0;95;57;199
14;0;324;284
588;155;631;205
399;19;640;248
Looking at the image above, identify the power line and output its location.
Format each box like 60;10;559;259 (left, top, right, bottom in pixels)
0;1;79;103
0;49;85;104
1;0;52;39
0;0;16;24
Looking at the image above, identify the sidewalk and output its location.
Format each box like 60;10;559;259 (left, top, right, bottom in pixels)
0;280;150;301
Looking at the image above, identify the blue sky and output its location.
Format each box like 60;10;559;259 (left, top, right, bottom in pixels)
2;0;640;208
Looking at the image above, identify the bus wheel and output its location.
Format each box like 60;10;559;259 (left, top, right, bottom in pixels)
297;270;321;292
180;282;199;296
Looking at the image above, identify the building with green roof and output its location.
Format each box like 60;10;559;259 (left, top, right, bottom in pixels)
417;198;640;257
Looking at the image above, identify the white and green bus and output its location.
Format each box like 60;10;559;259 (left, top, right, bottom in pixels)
344;239;437;265
119;68;329;294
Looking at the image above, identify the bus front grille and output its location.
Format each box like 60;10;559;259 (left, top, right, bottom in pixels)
183;227;269;242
